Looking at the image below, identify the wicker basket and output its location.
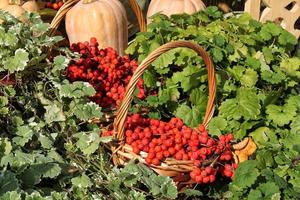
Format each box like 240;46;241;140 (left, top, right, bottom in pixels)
105;40;216;184
48;0;146;37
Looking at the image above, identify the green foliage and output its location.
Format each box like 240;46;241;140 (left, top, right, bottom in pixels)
127;6;300;199
0;12;178;200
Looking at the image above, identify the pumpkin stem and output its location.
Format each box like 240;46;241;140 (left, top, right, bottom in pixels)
83;0;97;3
9;0;22;5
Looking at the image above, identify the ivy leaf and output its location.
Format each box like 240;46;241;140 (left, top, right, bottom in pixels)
219;89;261;120
266;104;296;127
71;174;92;188
74;102;103;121
3;49;29;73
232;160;259;189
175;105;203;127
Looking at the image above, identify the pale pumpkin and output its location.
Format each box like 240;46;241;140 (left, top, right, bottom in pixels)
147;0;206;23
22;0;40;12
0;0;9;9
65;0;128;55
0;0;26;22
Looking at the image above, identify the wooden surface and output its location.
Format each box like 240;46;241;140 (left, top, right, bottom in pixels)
245;0;300;38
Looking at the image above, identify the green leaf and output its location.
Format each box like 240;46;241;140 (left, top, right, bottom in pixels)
240;68;258;87
13;126;34;146
143;71;157;88
0;171;19;195
189;87;207;106
38;134;53;149
74;102;102;121
175;105;203;127
280;57;300;78
3;49;29;73
278;30;297;45
246;57;261;70
207;117;227;136
211;48;223;62
74;131;101;155
247;190;262;200
71;174;92;188
52;55;69;72
250;127;272;148
258;182;280;199
44;104;66;123
184;189;203;197
152;49;176;74
59;81;96;98
232;160;259;189
266;104;296;126
219;88;261;120
0;191;21;200
42;163;61;179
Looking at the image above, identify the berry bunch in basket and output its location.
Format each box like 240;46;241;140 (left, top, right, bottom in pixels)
104;114;238;184
67;38;145;108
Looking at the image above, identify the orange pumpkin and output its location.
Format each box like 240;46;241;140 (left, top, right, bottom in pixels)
147;0;206;23
65;0;128;55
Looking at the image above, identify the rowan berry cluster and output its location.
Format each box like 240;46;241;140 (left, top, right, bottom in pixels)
104;114;238;183
67;38;145;108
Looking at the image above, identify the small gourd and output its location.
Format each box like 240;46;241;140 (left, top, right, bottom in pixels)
65;0;128;55
0;0;40;22
147;0;206;23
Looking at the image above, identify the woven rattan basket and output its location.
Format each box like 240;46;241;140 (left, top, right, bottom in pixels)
104;40;216;184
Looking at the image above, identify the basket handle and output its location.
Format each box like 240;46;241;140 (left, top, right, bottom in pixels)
113;41;216;140
49;0;146;36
